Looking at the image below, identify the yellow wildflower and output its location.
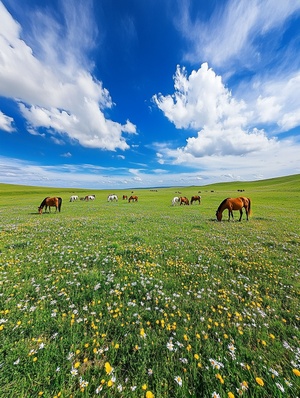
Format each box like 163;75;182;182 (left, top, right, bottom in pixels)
292;369;300;376
255;377;264;386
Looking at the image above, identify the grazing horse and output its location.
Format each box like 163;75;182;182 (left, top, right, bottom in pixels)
69;195;78;202
216;197;251;222
85;195;95;201
172;196;180;206
108;194;118;202
38;197;62;214
180;196;189;205
123;195;128;200
128;195;138;202
191;195;201;204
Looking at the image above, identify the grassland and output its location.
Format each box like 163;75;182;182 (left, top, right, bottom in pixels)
0;175;299;397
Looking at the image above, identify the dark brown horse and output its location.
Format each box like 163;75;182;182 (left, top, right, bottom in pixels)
128;195;138;202
38;197;62;214
180;196;189;205
123;195;128;200
191;195;201;204
216;197;251;221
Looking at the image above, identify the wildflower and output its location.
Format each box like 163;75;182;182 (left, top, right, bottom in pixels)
255;377;264;386
216;373;224;384
292;368;300;376
131;386;137;391
70;367;78;377
212;392;220;398
105;362;113;375
13;358;20;365
146;391;154;398
74;361;80;369
148;369;153;376
167;341;174;351
142;384;147;390
241;381;248;390
117;384;123;392
174;376;182;386
95;385;103;394
209;358;224;369
79;378;89;389
269;368;279;376
107;380;114;387
275;382;285;392
140;328;146;338
228;392;235;398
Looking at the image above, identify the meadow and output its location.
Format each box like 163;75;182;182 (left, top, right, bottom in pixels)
0;175;299;398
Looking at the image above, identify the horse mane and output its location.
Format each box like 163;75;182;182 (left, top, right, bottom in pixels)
57;197;62;212
39;196;50;208
217;198;230;212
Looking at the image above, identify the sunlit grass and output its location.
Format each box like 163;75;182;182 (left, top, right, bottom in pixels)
0;177;299;397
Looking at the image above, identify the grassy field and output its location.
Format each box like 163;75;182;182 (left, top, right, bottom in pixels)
0;175;299;397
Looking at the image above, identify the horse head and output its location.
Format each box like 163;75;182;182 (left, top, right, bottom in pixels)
216;210;222;221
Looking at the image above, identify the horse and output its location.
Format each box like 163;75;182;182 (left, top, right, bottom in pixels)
180;196;189;205
38;197;62;214
191;195;201;204
216;197;251;222
69;195;78;202
128;195;138;202
108;194;118;202
85;195;95;201
123;195;128;200
172;196;180;206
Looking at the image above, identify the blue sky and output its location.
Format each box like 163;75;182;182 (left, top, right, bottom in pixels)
1;0;300;189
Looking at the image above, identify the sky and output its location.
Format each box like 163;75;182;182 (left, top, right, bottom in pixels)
1;0;300;190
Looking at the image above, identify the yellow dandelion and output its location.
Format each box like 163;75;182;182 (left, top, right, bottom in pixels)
194;354;199;360
74;362;80;368
142;384;147;390
255;377;264;386
228;392;235;398
146;391;154;398
292;369;300;376
105;362;113;375
107;380;113;387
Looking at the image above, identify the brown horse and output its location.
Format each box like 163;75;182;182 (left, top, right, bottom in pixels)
128;195;138;202
123;195;128;200
180;196;189;205
191;195;201;204
38;197;62;214
216;197;251;221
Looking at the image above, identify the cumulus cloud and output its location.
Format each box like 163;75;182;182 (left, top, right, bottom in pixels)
153;63;278;158
0;2;136;151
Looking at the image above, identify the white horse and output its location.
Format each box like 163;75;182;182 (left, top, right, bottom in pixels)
69;195;78;202
108;194;118;202
172;196;180;206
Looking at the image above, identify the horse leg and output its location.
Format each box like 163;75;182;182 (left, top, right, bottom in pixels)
239;210;243;221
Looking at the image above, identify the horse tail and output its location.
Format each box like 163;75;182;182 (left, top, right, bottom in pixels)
248;198;251;215
58;197;62;212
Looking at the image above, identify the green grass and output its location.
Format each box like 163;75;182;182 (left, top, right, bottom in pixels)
0;175;300;397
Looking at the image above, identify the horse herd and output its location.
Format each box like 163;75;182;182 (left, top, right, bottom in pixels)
38;194;251;222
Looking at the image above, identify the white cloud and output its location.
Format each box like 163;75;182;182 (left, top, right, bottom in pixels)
153;63;277;157
177;0;300;70
0;2;136;151
0;111;15;132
